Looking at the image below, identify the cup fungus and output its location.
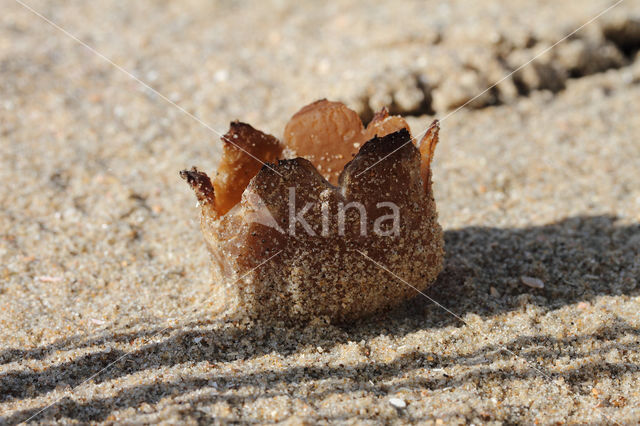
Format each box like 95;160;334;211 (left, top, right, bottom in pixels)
181;99;444;323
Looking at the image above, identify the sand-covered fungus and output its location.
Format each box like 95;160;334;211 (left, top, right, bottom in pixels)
181;99;444;323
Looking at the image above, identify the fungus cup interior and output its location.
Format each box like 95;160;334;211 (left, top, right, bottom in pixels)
181;99;439;219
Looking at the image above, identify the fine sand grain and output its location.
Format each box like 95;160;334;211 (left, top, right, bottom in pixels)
1;0;640;424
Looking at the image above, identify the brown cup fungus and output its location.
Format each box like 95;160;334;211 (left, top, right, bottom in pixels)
181;100;444;323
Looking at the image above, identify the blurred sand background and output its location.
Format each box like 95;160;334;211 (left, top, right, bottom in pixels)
1;0;640;423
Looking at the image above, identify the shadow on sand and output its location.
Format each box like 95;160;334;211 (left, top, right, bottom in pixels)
1;215;638;423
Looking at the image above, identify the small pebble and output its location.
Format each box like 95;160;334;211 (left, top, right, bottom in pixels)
520;276;545;289
490;286;500;297
389;397;406;409
36;276;63;282
577;301;589;310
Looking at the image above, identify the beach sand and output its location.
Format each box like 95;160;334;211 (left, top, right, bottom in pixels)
1;0;639;423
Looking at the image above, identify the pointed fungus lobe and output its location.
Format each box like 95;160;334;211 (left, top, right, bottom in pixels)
181;99;444;323
213;122;282;215
418;119;440;191
362;106;411;141
179;167;216;218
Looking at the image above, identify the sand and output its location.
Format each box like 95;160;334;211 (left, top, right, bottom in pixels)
1;0;639;424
